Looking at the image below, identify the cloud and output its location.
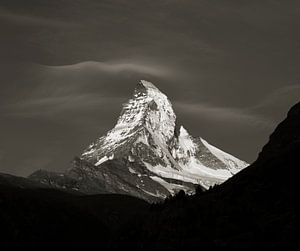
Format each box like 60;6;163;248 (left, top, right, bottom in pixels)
252;84;300;109
0;8;71;27
174;102;276;129
1;60;174;121
247;84;300;121
3;94;125;118
174;84;300;131
1;60;172;120
40;61;172;78
19;61;175;98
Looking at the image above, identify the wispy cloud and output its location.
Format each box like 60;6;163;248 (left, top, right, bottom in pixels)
0;8;71;27
3;94;125;118
174;102;276;129
2;60;175;126
251;84;300;110
40;61;172;78
174;85;300;130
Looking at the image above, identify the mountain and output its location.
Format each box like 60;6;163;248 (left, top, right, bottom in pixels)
29;80;248;201
119;101;300;248
1;101;298;248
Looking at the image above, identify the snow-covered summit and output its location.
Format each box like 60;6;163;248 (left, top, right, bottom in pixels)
140;79;159;90
30;80;248;202
82;80;176;161
78;80;248;199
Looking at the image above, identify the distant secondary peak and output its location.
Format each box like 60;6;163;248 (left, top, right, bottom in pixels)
179;126;190;137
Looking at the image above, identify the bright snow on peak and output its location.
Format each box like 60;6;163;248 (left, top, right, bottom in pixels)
82;80;177;159
29;80;248;202
78;80;248;200
140;79;159;90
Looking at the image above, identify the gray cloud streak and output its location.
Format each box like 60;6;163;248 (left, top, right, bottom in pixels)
252;84;300;110
174;102;276;130
3;94;125;118
0;7;72;27
41;61;172;78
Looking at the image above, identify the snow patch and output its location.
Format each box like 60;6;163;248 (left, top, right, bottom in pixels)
128;155;135;162
144;161;226;189
128;167;137;174
200;138;248;174
176;126;197;158
140;80;159;90
95;156;108;166
141;188;167;199
150;176;192;195
82;148;95;156
94;153;114;166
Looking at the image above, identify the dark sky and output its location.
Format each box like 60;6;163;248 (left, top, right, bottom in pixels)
1;0;300;176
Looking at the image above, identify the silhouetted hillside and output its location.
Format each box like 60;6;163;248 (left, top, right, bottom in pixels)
0;178;148;248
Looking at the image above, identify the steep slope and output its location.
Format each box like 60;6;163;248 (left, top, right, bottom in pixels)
30;80;247;201
120;101;300;248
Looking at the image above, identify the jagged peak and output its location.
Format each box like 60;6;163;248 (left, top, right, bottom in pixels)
134;80;169;102
81;79;247;180
118;80;175;125
81;80;177;159
139;80;159;90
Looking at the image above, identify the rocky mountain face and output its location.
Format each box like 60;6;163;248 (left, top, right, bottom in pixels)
29;80;248;201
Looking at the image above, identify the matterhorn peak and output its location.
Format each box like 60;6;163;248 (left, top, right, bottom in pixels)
30;80;248;202
139;79;160;90
82;80;177;162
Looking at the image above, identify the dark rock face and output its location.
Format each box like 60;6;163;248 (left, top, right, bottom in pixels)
29;80;247;202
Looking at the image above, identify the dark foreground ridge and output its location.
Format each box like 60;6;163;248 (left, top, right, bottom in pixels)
0;176;148;248
1;102;299;248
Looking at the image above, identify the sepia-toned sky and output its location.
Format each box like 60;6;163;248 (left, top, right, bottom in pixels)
1;0;300;176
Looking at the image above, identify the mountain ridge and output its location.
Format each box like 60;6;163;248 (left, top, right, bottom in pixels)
1;101;298;248
29;80;248;201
